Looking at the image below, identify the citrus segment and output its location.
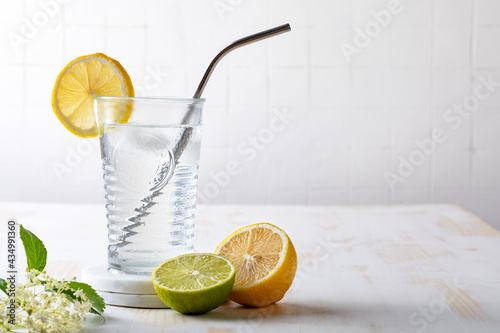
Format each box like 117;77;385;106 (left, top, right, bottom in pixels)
152;253;235;314
52;53;134;138
215;223;297;307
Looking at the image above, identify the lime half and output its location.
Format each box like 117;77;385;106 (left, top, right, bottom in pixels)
152;253;235;314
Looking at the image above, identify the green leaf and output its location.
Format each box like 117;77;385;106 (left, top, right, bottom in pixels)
0;278;7;295
19;225;47;272
68;281;106;316
42;280;105;321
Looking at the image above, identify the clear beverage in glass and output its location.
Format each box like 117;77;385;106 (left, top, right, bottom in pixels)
94;96;204;274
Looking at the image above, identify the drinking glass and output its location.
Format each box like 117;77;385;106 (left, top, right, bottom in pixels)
94;96;204;274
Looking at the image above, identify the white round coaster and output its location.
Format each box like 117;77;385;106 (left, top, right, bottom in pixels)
81;264;169;309
97;290;168;309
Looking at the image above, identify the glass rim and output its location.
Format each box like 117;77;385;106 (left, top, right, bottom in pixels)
94;95;206;104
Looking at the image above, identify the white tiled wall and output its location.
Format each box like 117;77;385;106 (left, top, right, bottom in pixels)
1;0;500;228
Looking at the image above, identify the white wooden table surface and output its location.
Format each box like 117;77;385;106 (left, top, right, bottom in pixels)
1;203;500;332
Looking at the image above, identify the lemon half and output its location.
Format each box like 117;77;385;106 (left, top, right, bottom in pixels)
215;223;297;307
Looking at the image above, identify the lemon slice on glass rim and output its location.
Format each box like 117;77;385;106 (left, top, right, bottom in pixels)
51;53;135;138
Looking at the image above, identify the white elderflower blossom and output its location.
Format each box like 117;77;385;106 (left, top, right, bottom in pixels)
0;269;94;332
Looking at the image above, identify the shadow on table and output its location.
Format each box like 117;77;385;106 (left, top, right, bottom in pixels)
196;299;430;325
193;300;339;322
85;300;443;332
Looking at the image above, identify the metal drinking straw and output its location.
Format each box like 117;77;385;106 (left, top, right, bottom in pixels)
119;24;292;254
171;23;292;166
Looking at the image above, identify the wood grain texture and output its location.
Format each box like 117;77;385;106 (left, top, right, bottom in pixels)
1;203;499;332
